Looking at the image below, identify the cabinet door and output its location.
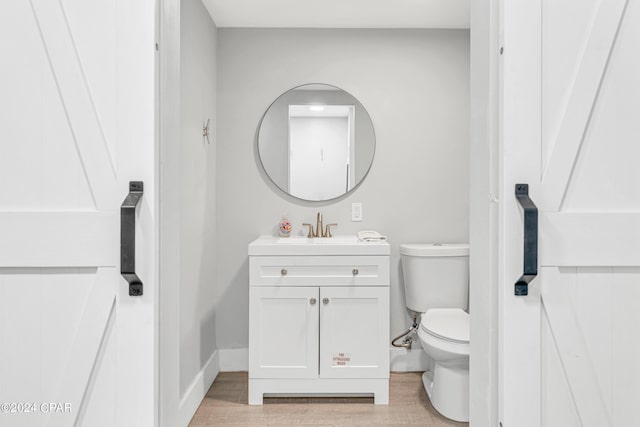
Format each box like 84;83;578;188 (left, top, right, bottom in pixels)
320;287;389;379
249;287;319;378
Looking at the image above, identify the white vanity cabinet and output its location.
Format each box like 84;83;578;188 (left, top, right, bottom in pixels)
248;236;390;404
249;286;320;379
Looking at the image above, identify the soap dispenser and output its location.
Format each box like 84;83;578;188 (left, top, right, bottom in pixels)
278;213;292;237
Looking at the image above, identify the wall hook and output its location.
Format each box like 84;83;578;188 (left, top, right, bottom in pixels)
203;118;211;144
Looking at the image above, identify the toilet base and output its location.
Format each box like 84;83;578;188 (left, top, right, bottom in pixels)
422;364;469;423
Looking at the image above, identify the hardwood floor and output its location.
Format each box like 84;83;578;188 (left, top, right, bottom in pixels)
189;372;469;426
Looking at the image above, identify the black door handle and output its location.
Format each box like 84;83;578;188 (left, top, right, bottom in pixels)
121;181;144;296
515;183;538;296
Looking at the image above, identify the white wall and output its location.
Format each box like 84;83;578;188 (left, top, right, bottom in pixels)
180;0;218;397
216;29;470;352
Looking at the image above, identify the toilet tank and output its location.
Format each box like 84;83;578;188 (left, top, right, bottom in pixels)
400;243;469;313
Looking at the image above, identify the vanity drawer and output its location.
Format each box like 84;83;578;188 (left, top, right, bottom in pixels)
250;256;389;286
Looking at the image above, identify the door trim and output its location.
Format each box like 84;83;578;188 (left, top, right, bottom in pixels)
157;0;181;425
469;0;500;424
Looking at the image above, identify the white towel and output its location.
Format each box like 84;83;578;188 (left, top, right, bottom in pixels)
361;236;387;242
357;231;387;242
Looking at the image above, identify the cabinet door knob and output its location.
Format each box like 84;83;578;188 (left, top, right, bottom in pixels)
280;268;287;276
323;297;330;304
310;297;317;305
352;268;359;276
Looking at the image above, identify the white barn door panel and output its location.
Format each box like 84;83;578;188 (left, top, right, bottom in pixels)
501;0;640;426
0;1;156;426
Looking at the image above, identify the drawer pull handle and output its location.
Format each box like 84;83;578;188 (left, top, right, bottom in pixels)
310;297;317;305
323;297;330;304
281;268;287;276
352;268;359;276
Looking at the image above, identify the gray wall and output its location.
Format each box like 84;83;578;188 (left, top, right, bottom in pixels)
216;29;470;351
180;0;218;396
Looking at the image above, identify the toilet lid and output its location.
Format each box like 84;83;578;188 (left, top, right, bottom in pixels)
421;308;469;343
400;243;469;257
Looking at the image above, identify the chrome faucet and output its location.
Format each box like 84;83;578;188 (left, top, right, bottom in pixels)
303;212;337;238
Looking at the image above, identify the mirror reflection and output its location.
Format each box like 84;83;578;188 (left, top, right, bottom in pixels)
257;84;376;201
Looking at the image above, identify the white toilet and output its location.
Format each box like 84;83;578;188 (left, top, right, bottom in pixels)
400;243;469;423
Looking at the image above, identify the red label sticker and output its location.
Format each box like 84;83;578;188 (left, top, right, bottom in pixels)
332;352;352;366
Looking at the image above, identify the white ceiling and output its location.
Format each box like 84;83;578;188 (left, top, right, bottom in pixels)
202;0;470;29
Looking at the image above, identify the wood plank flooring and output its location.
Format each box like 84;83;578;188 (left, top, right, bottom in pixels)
189;372;469;426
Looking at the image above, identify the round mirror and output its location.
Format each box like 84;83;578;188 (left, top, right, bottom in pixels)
257;84;376;202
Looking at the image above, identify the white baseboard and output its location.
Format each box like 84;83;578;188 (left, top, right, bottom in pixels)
179;349;219;427
390;346;430;372
215;347;427;373
219;348;249;371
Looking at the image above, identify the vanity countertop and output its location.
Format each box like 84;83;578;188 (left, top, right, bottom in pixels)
249;235;390;256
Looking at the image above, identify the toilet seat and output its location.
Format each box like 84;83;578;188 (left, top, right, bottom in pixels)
421;308;469;344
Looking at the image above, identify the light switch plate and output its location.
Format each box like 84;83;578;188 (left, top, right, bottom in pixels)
351;202;363;221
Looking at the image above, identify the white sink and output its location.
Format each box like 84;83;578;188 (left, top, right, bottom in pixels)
276;237;313;244
312;235;359;244
250;235;389;256
276;236;359;244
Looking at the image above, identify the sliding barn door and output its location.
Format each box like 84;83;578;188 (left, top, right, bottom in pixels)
501;0;640;426
0;1;157;426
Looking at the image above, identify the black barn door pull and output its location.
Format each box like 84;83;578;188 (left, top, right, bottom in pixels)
121;181;144;296
515;183;538;296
